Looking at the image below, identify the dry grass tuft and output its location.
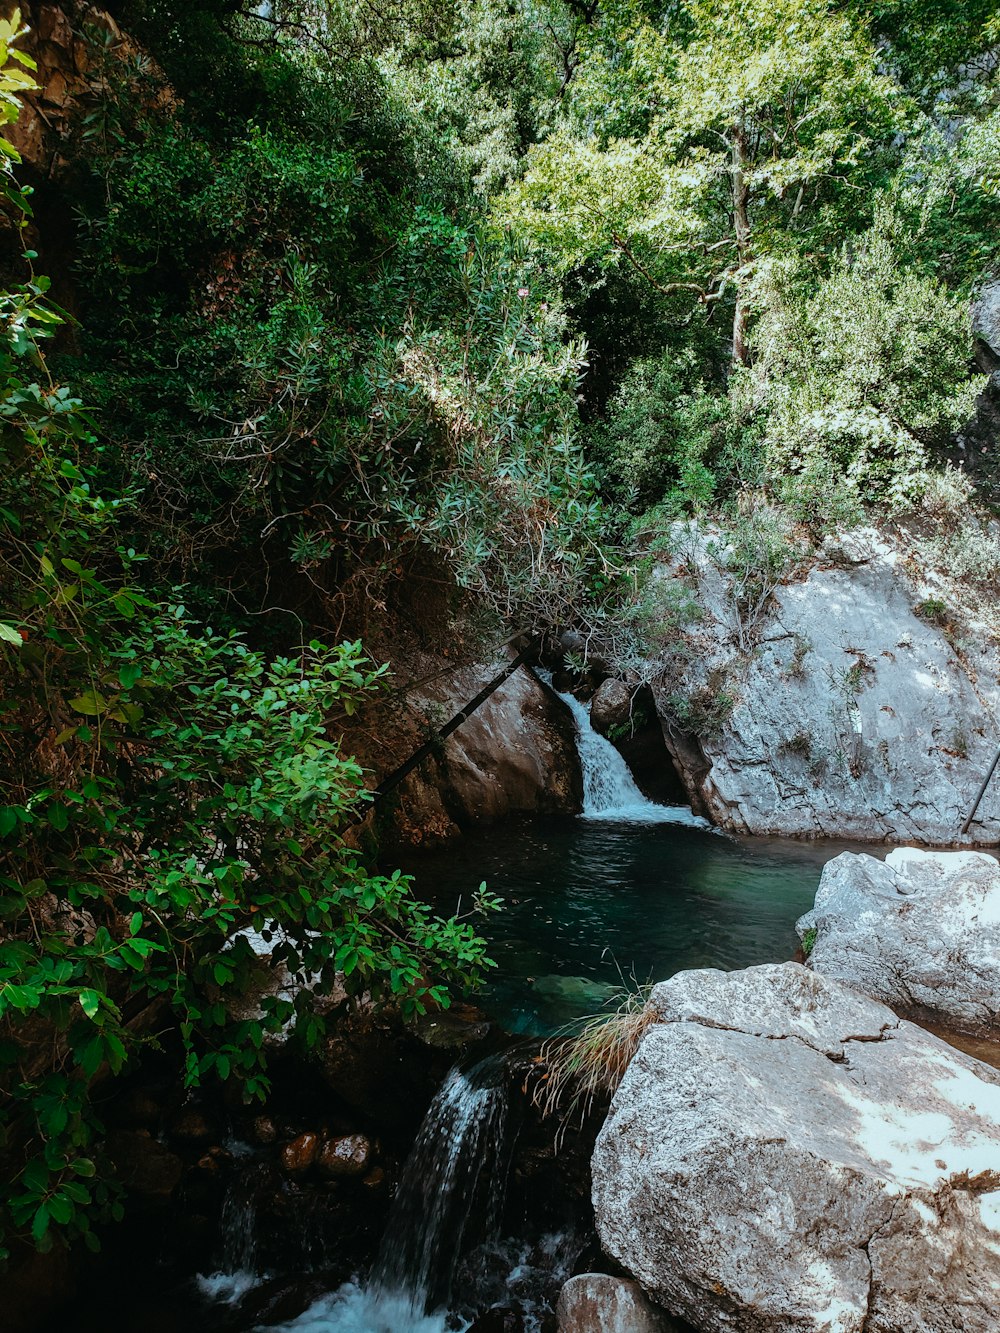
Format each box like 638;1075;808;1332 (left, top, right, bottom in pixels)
532;984;659;1147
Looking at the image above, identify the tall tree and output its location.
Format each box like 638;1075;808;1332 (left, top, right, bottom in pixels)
502;0;904;362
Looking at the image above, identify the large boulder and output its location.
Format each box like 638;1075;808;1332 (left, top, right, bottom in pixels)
592;963;1000;1333
394;658;582;840
798;847;1000;1032
648;525;1000;844
589;679;632;737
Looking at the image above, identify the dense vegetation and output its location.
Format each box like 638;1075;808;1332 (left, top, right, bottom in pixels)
1;0;999;1262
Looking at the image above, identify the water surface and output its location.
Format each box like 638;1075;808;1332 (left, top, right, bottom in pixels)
405;815;869;1034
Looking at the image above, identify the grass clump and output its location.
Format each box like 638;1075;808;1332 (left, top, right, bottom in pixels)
533;983;659;1146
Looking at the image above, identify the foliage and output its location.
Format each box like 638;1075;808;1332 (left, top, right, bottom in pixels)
501;0;904;360
0;22;500;1262
67;19;608;636
751;217;984;527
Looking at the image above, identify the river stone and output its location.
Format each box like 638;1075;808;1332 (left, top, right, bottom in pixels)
592;962;1000;1333
798;847;1000;1032
556;1273;680;1331
317;1132;372;1179
280;1131;320;1176
589;679;632;737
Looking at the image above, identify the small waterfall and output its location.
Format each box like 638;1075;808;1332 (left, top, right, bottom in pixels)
367;1055;512;1315
542;674;707;825
268;1055;515;1332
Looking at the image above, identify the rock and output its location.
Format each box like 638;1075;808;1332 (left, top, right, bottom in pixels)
252;1114;278;1145
361;1166;387;1192
592;962;1000;1333
648;524;1000;844
396;656;583;837
106;1130;183;1203
167;1105;216;1144
280;1132;320;1176
469;1309;527;1332
973;281;1000;367
413;1001;492;1051
799;847;1000;1032
589;679;632;737
556;1273;678;1331
316;1133;372;1179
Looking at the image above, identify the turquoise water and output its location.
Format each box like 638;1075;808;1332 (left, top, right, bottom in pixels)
404;815;868;1034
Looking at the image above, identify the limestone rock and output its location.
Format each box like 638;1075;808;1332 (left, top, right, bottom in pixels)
556;1273;680;1332
589;679;632;737
592;962;1000;1333
798;847;1000;1032
973;280;1000;366
649;525;1000;844
317;1133;372;1179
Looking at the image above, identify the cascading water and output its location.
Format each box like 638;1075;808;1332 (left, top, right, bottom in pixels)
267;1055;518;1333
539;673;708;826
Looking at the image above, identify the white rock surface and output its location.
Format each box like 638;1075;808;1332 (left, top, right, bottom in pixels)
592;963;1000;1333
556;1273;680;1332
798;847;1000;1031
651;525;1000;843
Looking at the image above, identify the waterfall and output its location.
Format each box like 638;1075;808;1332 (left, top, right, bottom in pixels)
267;1055;515;1333
541;674;708;825
367;1055;512;1315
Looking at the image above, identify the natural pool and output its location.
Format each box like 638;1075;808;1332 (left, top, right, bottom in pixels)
402;813;866;1035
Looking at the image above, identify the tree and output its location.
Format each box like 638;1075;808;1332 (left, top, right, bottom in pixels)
503;0;904;362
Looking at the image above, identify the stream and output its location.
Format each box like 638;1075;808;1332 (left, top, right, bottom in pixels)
58;688;870;1333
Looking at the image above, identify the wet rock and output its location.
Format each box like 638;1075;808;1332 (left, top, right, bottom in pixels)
556;1274;678;1332
280;1132;320;1176
106;1130;183;1202
799;846;1000;1032
317;1133;372;1179
589;679;632;737
362;1166;387;1192
252;1114;278;1145
167;1105;216;1143
469;1309;527;1333
317;1018;442;1133
413;1001;492;1051
395;655;583;838
593;962;1000;1333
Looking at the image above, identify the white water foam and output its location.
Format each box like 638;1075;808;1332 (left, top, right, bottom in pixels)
263;1283;462;1333
541;674;710;826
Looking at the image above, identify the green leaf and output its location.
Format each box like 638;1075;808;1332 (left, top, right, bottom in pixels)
68;689;108;717
78;990;102;1020
0;623;22;646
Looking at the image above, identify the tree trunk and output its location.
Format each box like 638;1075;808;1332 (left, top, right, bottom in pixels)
730;119;752;366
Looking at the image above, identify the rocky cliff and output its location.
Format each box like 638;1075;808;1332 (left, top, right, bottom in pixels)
644;524;1000;844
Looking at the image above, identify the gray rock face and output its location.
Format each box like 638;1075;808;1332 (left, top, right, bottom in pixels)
973;281;1000;366
592;963;1000;1333
651;526;1000;843
589;678;633;737
556;1273;680;1332
798;847;1000;1032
